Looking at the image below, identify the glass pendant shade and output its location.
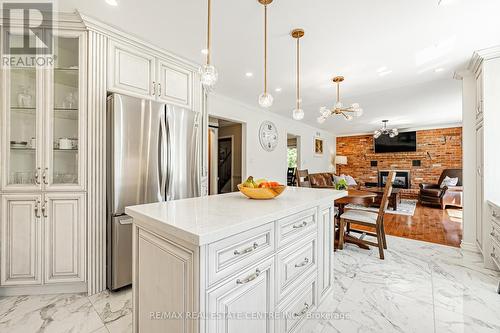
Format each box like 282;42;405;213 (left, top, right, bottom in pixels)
374;130;382;139
199;64;218;88
258;92;274;108
317;116;326;124
292;108;304;120
353;108;364;117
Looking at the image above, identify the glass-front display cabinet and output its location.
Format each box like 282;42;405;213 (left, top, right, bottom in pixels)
45;31;86;190
1;29;86;191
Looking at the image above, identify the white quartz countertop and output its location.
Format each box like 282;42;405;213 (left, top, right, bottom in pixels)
125;187;346;245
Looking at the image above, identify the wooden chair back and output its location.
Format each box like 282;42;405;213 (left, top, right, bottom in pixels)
287;167;296;186
376;171;396;224
296;169;311;188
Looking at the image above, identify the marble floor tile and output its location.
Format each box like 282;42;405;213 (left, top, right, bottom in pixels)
0;293;104;333
0;235;498;333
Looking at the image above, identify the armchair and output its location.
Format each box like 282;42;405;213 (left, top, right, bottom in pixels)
419;169;463;209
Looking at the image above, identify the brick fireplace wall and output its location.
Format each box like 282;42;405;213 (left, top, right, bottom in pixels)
336;127;463;198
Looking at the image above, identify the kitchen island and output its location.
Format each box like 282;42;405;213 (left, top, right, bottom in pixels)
125;187;346;333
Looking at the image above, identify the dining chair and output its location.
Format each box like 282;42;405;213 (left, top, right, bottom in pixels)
338;171;395;259
296;169;311;188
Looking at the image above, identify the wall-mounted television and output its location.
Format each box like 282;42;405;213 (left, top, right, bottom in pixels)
374;131;417;153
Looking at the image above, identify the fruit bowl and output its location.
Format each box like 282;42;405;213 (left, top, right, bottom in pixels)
237;184;287;200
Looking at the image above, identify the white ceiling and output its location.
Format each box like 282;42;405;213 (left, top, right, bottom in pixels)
58;0;500;135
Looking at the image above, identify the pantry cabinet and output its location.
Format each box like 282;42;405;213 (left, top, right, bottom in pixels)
0;193;85;287
108;39;194;109
44;193;86;284
0;194;43;286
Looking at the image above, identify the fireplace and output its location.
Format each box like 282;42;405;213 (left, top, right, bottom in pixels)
378;170;410;189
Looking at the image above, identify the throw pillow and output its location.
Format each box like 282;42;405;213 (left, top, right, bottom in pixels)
344;175;357;186
333;175;345;185
440;176;459;188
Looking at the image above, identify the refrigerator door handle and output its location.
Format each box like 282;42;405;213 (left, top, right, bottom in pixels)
165;115;173;201
160;116;168;201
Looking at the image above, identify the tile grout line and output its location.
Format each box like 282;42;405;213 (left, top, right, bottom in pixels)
87;294;110;332
430;261;437;333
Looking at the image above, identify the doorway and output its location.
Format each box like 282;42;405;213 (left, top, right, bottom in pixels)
208;117;243;194
287;134;300;186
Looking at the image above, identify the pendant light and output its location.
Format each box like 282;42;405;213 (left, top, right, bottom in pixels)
291;28;305;120
258;0;273;108
318;76;363;123
199;0;218;89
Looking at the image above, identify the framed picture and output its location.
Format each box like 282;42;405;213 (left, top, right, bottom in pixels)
314;137;324;156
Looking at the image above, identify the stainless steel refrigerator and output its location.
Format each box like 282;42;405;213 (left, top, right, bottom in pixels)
106;93;200;290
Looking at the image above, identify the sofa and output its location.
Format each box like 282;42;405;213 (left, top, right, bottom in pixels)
419;169;463;209
308;172;360;189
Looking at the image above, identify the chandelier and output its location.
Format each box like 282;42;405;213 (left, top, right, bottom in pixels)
199;0;218;89
317;76;363;123
374;120;399;138
257;0;274;108
291;28;305;120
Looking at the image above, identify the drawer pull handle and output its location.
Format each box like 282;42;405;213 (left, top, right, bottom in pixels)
236;269;261;285
34;200;41;218
293;221;307;229
293;302;310;318
295;258;310;268
234;242;259;256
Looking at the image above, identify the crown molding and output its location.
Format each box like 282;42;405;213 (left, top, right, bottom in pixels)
77;11;199;71
336;122;463;138
467;45;500;74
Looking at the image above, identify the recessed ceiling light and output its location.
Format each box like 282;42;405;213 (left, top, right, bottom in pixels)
201;48;209;55
378;70;393;77
275;88;282;92
438;0;454;5
245;72;253;77
376;66;388;73
434;67;445;73
105;0;118;6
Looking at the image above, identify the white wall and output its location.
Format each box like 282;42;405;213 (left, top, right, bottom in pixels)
208;94;335;184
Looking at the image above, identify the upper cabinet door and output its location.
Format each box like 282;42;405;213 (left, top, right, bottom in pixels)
44;30;87;191
1;30;44;192
108;40;156;99
1;194;43;286
157;59;193;109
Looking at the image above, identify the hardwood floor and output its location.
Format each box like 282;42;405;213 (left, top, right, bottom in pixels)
353;203;463;248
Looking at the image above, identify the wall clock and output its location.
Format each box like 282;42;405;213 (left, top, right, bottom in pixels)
259;121;278;152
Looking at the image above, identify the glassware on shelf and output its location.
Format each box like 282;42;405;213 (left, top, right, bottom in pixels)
63;92;77;109
16;85;33;107
11;171;35;184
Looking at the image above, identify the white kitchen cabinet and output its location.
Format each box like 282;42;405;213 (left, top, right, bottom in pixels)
0;193;85;287
0;194;43;286
108;40;156;99
1;30;87;192
44;193;86;283
107;40;195;109
317;206;334;301
206;259;275;333
157;59;193;109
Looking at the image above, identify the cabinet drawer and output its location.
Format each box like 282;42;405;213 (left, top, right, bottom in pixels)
207;223;274;286
277;208;316;248
276;235;316;302
490;203;500;229
276;275;316;333
490;223;500;248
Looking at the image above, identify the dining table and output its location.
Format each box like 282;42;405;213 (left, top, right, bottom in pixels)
334;189;378;250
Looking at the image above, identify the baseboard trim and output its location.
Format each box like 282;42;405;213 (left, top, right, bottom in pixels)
0;282;87;297
460;241;481;253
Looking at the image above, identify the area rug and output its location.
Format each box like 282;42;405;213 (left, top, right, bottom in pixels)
447;208;463;223
345;199;417;216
